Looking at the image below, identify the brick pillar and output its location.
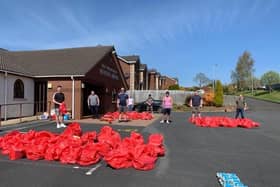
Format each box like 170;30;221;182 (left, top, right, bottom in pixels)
155;75;159;90
129;64;135;90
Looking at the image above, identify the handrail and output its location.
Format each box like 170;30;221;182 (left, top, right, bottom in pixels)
0;101;51;127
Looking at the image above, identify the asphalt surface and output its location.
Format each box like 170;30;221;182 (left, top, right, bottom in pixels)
0;98;279;187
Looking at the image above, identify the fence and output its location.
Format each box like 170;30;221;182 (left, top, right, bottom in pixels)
0;101;49;126
127;90;194;105
128;90;238;106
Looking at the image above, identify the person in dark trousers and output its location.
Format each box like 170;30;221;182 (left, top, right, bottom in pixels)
52;85;66;128
145;94;154;113
87;90;100;119
117;88;128;122
235;95;247;119
189;91;203;118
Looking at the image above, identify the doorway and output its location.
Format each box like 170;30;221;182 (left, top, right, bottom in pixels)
34;81;47;115
82;82;105;116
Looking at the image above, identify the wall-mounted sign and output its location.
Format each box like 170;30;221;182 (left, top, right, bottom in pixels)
99;64;119;80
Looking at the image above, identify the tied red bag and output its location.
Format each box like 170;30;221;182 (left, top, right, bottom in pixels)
77;143;101;166
189;116;260;128
59;102;67;115
0;123;165;171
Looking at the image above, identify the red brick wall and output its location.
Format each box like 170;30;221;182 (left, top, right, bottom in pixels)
148;73;156;90
161;77;177;90
119;58;130;88
85;54;126;113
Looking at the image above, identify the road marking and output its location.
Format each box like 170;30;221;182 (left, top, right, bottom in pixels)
0;158;92;170
85;163;102;175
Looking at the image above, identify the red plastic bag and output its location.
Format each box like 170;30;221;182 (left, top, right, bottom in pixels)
189;116;260;128
59;102;67;115
77;143;101;166
9;148;25;160
81;131;97;144
97;126;121;148
104;145;132;169
131;145;157;171
60;147;81;164
62;123;82;137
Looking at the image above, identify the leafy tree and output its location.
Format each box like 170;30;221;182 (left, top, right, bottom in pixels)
214;80;223;107
231;51;255;90
168;84;180;90
193;73;211;88
260;71;280;87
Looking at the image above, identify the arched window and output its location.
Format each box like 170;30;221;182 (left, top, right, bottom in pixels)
14;79;24;98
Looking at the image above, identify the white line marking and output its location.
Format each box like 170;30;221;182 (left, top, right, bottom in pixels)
0;158;91;170
85;163;102;175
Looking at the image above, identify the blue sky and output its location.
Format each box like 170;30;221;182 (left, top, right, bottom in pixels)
1;0;280;86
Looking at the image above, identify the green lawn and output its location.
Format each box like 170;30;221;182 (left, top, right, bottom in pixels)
243;90;280;103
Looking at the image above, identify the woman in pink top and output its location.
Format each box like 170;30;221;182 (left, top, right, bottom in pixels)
160;91;173;124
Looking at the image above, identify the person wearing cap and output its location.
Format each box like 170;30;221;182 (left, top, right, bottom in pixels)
189;91;203;118
160;91;173;124
117;88;129;122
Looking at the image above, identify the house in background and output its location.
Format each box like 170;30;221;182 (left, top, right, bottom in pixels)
0;46;128;120
160;76;179;90
118;55;143;90
148;69;161;90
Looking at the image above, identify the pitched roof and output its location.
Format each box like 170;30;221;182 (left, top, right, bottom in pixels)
121;55;140;63
139;63;147;70
0;46;114;77
0;51;33;76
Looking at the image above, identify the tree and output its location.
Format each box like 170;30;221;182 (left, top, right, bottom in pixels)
168;84;180;90
260;71;280;91
193;73;211;88
214;80;223;107
231;51;255;90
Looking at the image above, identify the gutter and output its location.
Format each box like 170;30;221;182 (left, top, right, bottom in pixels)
34;75;85;78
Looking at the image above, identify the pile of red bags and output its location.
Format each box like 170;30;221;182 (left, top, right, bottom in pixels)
100;111;153;123
189;116;260;128
0;123;164;170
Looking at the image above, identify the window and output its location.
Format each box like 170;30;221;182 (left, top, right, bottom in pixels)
14;79;24;99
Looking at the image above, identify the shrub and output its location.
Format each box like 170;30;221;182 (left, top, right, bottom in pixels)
214;80;224;107
168;84;180;90
203;91;215;106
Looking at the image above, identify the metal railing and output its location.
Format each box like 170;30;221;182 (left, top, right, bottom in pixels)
0;101;50;126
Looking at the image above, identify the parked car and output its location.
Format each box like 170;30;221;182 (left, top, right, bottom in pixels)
133;99;163;113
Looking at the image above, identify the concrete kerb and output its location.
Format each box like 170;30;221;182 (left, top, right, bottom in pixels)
1;116;39;126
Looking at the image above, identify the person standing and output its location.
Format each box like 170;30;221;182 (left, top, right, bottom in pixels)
117;88;128;122
145;94;154;113
87;90;100;119
160;91;173;124
235;95;247;119
127;95;134;111
189;91;203;118
52;85;66;128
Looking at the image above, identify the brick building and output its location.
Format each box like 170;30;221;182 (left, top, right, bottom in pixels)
160;76;179;90
118;55;148;90
0;46;128;120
